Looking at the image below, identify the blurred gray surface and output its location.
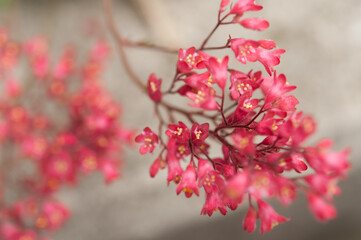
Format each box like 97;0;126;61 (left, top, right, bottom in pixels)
1;0;360;239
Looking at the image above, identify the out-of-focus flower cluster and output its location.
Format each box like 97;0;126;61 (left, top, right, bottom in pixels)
135;0;350;234
0;29;132;239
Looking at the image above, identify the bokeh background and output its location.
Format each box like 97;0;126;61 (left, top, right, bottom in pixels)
1;0;361;239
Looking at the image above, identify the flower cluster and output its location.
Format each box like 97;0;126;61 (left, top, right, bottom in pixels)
135;0;350;234
0;29;132;239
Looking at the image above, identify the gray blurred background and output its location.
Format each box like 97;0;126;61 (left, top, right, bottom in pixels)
1;0;361;239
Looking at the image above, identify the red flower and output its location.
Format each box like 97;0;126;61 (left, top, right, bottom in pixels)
257;48;285;75
190;122;209;146
208;56;229;89
166;154;184;184
261;73;296;105
166;121;190;142
101;158;121;184
304;174;340;200
184;72;212;88
177;47;204;73
197;159;214;184
275;177;296;206
231;38;285;75
186;83;218;110
147;73;162;102
201;186;227;216
257;199;289;234
224;171;249;204
305;139;350;177
219;0;230;12
240;18;269;31
243;205;257;233
176;162;199;197
307;193;337;222
39;201;70;230
237;92;259;113
149;158;161;178
231;38;259;64
135;127;159;154
230;0;263;16
231;128;255;155
229;70;261;100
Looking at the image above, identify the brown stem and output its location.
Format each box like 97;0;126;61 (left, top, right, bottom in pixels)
199;14;229;51
121;39;178;54
103;0;147;94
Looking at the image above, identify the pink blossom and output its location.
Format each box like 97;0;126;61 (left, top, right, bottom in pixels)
230;0;263;16
307;193;337;222
208;56;229;89
166;121;190;142
147;73;162;102
166;154;183;184
257;199;289;234
177;47;204;73
190;122;209;146
240;18;269;31
186;83;218;110
176;162;199;197
243;206;257;233
201;186;227;216
135;127;159;154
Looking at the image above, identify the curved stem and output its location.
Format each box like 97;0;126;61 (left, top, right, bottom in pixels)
122;39;178;54
103;0;147;94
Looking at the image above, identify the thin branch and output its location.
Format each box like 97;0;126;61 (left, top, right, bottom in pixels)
103;0;147;94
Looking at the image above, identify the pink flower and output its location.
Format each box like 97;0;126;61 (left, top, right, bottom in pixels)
21;136;48;160
237;92;259;113
190;122;209;146
5;78;22;98
43;151;75;183
230;0;263;16
39;201;70;230
275;95;299;112
101;158;121;184
166;154;184;184
184;71;212;88
229;70;261;100
305;139;350;176
275;177;296;205
224;171;249;203
208;56;229;89
201;186;227;216
257;48;285;75
243;205;257;233
186;83;218;110
279;112;316;145
166;121;190;142
177;47;204;73
257;199;289;234
231;39;285;75
219;0;230;12
147;73;162;102
307;193;337;222
248;171;275;199
135;127;159;154
176;162;199;197
304;174;340;200
231;128;255;155
231;38;259;64
197;159;214;183
261;73;296;105
240;18;269;31
78;149;98;173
